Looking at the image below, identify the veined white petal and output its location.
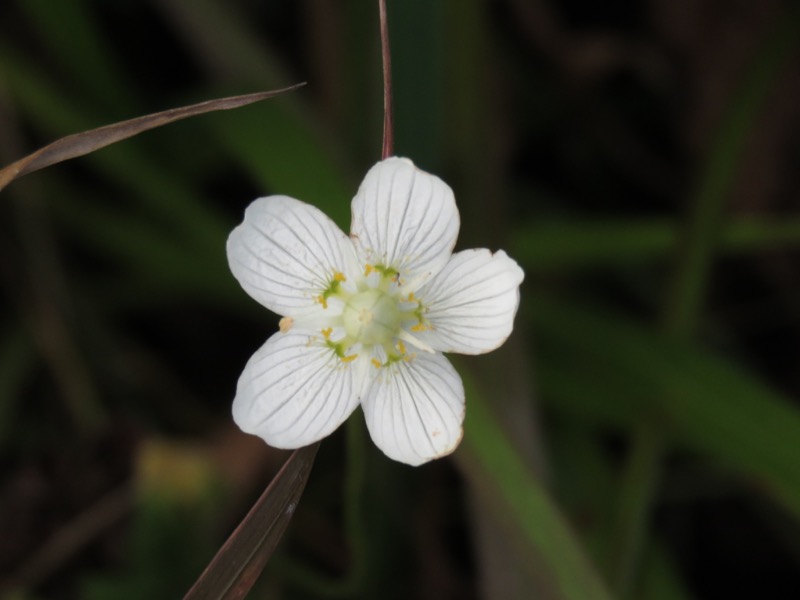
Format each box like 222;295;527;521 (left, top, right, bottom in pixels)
361;352;465;466
414;249;524;355
351;157;459;288
227;195;359;316
233;330;364;449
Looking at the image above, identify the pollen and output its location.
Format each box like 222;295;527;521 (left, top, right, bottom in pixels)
279;317;294;333
371;358;382;369
341;353;358;363
321;327;332;339
396;340;407;355
333;272;346;282
315;295;329;309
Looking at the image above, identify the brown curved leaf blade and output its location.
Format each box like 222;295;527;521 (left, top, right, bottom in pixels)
0;83;306;192
183;443;319;600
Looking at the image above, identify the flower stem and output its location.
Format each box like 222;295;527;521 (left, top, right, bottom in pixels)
379;0;394;159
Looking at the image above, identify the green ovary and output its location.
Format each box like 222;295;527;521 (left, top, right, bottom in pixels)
342;288;401;346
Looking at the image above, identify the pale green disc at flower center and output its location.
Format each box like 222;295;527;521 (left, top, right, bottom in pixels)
342;288;401;346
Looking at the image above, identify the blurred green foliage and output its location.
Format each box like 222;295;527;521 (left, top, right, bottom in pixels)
82;441;223;600
2;1;800;599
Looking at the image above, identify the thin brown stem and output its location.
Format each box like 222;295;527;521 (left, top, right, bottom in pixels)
379;0;393;159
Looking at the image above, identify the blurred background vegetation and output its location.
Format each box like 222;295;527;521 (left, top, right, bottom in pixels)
2;0;800;599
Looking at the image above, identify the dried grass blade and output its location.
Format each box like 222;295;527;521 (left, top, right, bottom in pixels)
0;83;305;192
183;443;319;600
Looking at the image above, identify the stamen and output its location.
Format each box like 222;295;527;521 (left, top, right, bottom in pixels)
321;328;332;339
398;329;435;353
371;358;382;369
373;264;399;279
317;272;349;309
341;354;358;363
279;317;294;333
411;322;428;332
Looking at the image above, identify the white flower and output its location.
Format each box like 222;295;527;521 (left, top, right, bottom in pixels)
226;157;524;466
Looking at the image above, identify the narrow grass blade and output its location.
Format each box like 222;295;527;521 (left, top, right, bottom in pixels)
456;370;613;600
511;218;800;270
183;443;319;600
0;85;305;192
532;299;800;519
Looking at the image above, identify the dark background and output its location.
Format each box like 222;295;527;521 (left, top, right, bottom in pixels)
1;1;800;599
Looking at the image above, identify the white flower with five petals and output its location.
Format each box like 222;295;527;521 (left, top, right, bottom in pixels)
227;157;524;465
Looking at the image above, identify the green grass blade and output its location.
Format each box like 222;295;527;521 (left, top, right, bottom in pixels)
533;299;800;519
152;0;357;227
663;5;800;336
511;218;800;270
456;368;613;600
210;99;354;229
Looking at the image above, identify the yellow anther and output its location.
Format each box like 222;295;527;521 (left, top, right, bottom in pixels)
279;317;294;333
315;295;329;309
341;353;358;363
407;292;415;301
364;264;374;276
333;272;346;282
404;353;416;362
371;358;382;369
396;340;407;355
321;328;332;340
411;322;428;332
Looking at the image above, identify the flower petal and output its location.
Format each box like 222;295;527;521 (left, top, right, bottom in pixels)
414;249;524;354
361;352;465;466
233;330;364;449
350;157;459;288
227;195;359;316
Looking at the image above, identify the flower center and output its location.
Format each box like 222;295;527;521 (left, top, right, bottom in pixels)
342;288;401;346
